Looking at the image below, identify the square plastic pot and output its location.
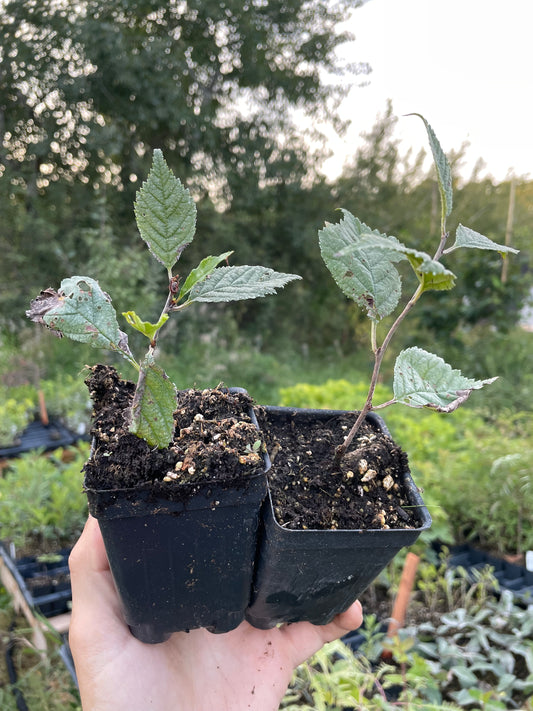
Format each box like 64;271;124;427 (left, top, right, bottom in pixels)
87;472;266;643
245;406;432;629
85;389;268;644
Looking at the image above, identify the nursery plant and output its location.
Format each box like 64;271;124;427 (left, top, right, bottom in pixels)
27;149;300;642
282;567;533;710
27;148;300;450
318;114;518;466
0;386;35;447
245;115;519;630
0;444;89;554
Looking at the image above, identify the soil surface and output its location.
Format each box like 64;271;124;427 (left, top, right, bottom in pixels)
82;365;423;532
83;365;266;493
255;407;423;531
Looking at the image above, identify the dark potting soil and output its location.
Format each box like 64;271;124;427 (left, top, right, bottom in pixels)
83;365;265;493
82;365;420;532
255;409;421;531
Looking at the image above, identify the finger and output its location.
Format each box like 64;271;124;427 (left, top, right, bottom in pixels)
278;600;363;667
70;514;110;572
320;599;364;643
69;516;125;632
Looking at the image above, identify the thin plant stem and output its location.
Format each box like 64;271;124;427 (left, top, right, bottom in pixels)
333;282;424;468
333;201;452;469
131;285;174;417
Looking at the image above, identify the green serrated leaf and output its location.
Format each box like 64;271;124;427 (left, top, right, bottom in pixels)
319;210;405;321
445;224;520;255
410;114;453;218
134;149;196;272
179;251;234;299
34;276;133;359
122;311;169;340
393;347;497;412
189;265;301;302
129;357;177;448
333;228;456;294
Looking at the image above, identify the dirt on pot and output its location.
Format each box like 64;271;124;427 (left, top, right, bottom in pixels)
255;408;421;531
83;364;266;494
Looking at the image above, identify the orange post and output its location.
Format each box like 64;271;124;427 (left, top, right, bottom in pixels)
382;552;420;659
38;389;49;426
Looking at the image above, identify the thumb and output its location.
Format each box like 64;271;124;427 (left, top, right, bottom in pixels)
279;600;364;667
69;515;127;641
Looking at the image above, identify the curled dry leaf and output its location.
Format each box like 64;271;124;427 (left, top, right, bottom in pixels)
26;288;64;337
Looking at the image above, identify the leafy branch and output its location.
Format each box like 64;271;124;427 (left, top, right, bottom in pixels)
28;150;301;448
318;115;518;467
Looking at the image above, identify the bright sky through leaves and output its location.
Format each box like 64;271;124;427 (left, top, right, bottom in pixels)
322;0;533;182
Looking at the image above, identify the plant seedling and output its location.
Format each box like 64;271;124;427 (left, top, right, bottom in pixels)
318;115;519;467
27;150;300;449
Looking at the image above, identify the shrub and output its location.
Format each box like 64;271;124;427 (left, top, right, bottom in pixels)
0;444;89;552
0;386;36;446
435;411;533;554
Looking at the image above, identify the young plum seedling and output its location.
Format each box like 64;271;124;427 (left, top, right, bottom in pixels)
318;115;519;467
27;150;300;449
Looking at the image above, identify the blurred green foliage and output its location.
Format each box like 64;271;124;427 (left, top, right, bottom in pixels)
0;444;89;552
0;386;35;446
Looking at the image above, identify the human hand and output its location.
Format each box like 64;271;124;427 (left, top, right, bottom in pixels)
69;516;363;711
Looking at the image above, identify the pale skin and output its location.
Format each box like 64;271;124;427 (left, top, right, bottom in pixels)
69;515;364;711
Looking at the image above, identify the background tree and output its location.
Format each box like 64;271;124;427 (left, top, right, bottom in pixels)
0;0;368;329
1;0;368;193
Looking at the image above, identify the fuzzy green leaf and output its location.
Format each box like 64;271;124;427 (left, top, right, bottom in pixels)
28;276;133;360
410;114;453;218
122;311;169;340
129;356;177;448
445;224;520;255
179;251;234;299
333;229;456;294
393;347;497;412
319;210;405;321
189;265;301;302
452;666;480;688
134;149;196;271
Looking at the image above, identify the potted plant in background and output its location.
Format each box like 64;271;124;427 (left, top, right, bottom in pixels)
245;115;519;629
27;149;300;643
0;444;89;649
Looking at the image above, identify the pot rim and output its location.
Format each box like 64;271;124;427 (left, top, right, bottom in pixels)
256;404;432;535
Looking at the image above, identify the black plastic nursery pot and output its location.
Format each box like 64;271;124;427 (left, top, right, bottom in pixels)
245;406;432;630
84;387;268;644
86;471;266;644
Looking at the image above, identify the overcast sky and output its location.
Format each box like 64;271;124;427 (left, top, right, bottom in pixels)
321;0;533;182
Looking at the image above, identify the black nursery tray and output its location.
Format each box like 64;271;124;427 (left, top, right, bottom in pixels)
0;542;72;649
443;543;533;605
9;546;72;616
0;417;85;458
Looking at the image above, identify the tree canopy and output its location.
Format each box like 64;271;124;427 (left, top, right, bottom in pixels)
1;0;366;199
0;2;529;369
